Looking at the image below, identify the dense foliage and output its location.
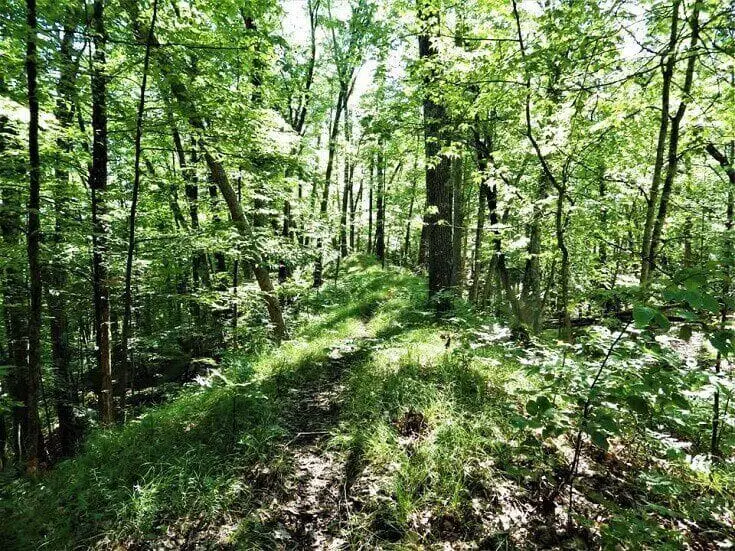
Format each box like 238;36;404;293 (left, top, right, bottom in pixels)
0;0;734;548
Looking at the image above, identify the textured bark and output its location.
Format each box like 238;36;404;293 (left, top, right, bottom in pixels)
49;20;79;457
25;0;44;469
90;0;114;425
418;2;453;310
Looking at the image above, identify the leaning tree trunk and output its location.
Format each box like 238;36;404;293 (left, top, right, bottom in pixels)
90;0;114;425
123;0;287;340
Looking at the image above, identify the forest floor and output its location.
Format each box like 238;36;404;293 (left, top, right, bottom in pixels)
1;258;734;550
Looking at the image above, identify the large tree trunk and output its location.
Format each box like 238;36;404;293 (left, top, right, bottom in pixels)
90;0;114;425
418;3;453;310
25;0;44;470
49;19;79;457
121;0;158;413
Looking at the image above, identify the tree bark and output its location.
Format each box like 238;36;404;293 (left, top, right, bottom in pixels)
25;0;44;470
647;2;700;281
451;155;464;290
418;2;453;310
121;0;158;413
314;85;346;286
640;0;680;286
90;0;114;425
49;18;79;457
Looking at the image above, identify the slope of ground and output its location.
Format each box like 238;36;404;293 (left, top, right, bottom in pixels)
1;258;734;550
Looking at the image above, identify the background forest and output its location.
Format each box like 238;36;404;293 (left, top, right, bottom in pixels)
1;0;735;548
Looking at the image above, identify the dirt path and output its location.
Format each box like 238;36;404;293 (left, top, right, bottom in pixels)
267;331;373;550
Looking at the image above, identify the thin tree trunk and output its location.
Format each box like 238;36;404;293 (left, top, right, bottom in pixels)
647;2;700;280
403;176;418;262
451;155;464;290
367;158;373;254
470;182;486;304
339;97;351;258
640;0;680;286
121;0;158;413
374;139;386;262
707;142;735;456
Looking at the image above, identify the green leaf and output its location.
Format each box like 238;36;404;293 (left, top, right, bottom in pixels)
633;305;657;328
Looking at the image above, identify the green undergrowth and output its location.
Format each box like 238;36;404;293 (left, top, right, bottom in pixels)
0;257;423;550
2;256;734;549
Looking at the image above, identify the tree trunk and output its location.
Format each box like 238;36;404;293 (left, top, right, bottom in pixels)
367;158;373;254
418;3;453;310
374;140;386;262
204;153;286;342
647;2;700;280
314;85;346;286
640;0;680;286
451;155;464;290
121;0;158;414
470;182;486;304
49;19;78;457
403;176;418;262
90;0;114;426
339;97;351;258
25;0;44;470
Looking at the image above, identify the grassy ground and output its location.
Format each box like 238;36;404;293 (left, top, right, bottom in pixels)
1;257;733;549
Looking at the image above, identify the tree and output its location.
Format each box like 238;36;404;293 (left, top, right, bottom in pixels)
418;1;453;310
